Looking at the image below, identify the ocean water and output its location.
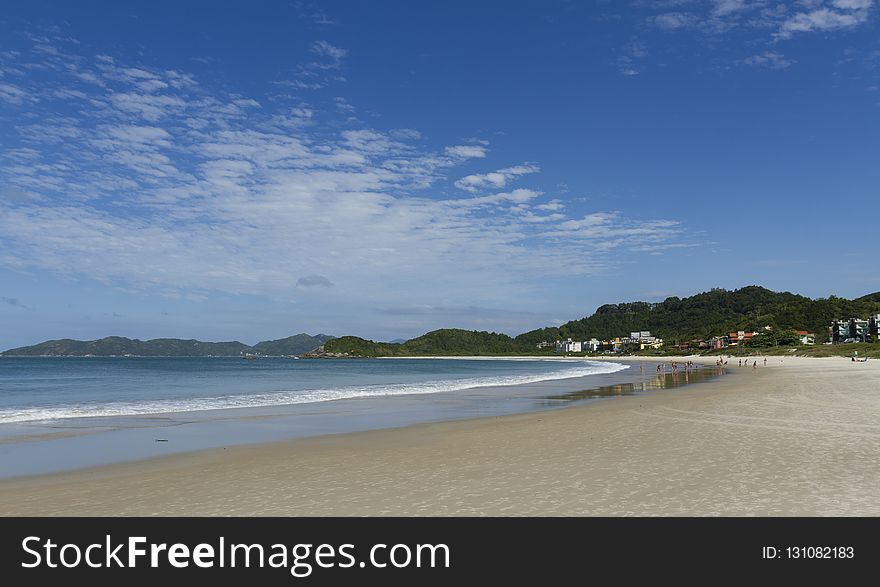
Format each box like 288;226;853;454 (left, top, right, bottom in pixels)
0;356;725;477
0;356;626;424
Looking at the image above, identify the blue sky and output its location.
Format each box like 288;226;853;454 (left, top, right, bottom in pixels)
1;0;879;348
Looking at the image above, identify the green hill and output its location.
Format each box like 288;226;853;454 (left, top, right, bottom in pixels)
6;286;880;357
0;336;250;357
318;336;402;357
251;333;335;355
515;286;880;347
2;333;334;357
324;286;880;356
322;329;523;357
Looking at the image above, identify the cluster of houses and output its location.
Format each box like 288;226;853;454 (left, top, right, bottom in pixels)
830;314;880;344
554;331;663;354
549;314;880;354
673;328;816;351
690;314;880;349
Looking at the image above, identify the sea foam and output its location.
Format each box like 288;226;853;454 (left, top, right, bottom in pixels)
0;360;628;424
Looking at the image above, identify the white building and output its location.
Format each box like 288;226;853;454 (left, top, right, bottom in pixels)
628;331;660;345
555;338;582;353
630;331;652;341
796;330;815;345
584;338;601;352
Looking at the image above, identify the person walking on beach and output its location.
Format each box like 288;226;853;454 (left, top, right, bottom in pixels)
763;357;767;366
738;359;742;367
753;360;757;369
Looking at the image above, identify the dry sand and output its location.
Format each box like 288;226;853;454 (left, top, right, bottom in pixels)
1;355;878;516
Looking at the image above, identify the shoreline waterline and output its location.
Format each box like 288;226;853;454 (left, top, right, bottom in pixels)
0;357;726;479
0;356;626;426
6;356;876;516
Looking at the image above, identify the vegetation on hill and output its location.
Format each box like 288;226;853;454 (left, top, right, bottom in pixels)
2;333;334;357
251;334;335;355
325;286;880;357
515;286;880;347
0;337;250;357
6;286;879;357
323;329;528;357
319;336;401;357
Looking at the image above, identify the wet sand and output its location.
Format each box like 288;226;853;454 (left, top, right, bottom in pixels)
1;356;878;516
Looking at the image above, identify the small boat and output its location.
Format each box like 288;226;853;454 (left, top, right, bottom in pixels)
243;353;258;360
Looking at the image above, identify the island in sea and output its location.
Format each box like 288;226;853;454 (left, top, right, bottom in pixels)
0;333;335;357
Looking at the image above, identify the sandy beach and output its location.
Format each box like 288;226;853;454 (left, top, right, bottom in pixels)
1;355;878;516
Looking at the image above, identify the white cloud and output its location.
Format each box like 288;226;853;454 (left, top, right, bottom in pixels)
108;92;186;121
713;0;749;16
652;12;695;29
742;51;796;69
454;164;540;192
390;128;422;140
448;188;542;208
53;88;88;100
0;36;690;311
310;40;347;67
536;199;564;211
334;96;355;113
776;2;873;38
831;0;872;9
105;125;172;144
444;145;488;158
0;82;32;104
645;0;875;41
615;39;648;75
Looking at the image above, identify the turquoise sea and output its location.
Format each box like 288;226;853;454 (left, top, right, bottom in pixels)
0;356;626;424
0;356;724;477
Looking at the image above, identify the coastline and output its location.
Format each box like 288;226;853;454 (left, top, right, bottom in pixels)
2;355;877;516
0;356;646;478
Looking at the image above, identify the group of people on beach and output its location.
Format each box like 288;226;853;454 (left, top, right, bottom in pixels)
652;356;775;374
656;360;697;374
736;357;767;369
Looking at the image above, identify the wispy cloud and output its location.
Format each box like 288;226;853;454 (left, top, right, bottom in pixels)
651;12;697;30
454;164;540;192
0;31;690;309
274;40;349;90
643;0;875;42
444;144;488;158
310;40;348;67
0;82;33;104
615;38;648;76
295;1;336;26
741;51;796;69
776;1;874;39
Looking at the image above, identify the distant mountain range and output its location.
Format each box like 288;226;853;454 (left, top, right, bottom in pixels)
320;286;880;356
1;333;335;357
6;286;880;358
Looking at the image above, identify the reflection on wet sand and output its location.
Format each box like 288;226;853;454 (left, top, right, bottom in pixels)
542;363;727;404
